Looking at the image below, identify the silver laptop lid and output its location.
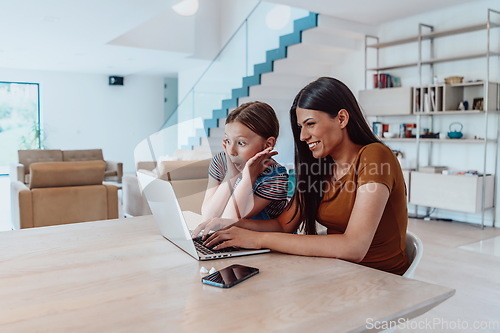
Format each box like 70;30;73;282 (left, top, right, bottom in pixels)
137;171;200;260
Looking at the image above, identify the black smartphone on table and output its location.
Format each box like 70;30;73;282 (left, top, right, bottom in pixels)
201;264;259;288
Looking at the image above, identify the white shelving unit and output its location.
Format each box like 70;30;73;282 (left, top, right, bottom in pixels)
360;8;500;228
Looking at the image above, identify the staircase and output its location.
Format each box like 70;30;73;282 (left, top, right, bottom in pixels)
185;13;370;165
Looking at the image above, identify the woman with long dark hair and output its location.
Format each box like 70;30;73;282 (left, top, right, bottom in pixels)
200;77;410;275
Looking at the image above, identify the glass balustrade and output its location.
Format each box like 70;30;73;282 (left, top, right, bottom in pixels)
161;2;310;156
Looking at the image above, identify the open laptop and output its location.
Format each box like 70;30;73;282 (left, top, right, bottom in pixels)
138;171;270;260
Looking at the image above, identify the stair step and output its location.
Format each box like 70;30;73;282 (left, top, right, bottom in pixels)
239;97;293;108
249;85;298;100
260;73;317;88
193;143;224;154
314;15;375;38
273;58;331;76
301;30;359;51
285;44;342;64
238;97;295;118
174;149;214;160
293;12;318;32
209;126;225;137
201;136;223;145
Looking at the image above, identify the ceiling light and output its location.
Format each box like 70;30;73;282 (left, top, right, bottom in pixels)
172;0;199;16
266;5;291;30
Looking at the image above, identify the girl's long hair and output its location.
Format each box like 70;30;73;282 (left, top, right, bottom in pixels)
289;77;381;234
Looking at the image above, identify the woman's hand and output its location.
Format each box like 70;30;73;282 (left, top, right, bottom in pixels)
203;226;264;250
191;217;238;240
242;147;278;181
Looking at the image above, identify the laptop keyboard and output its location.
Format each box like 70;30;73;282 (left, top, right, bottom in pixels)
193;237;241;255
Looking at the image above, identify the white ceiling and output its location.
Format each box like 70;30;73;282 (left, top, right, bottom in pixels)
270;0;478;25
0;0;478;77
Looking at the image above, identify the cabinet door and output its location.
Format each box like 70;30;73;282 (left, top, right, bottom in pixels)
409;172;494;213
359;87;413;116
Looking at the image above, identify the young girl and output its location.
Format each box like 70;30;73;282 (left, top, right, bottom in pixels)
194;101;289;238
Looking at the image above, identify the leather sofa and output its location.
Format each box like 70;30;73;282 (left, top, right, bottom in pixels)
123;159;211;217
11;160;119;229
13;149;123;184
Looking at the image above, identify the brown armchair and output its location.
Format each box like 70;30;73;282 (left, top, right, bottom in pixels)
63;149;123;183
11;160;118;229
13;149;123;184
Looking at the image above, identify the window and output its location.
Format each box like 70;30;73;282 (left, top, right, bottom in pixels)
0;81;41;175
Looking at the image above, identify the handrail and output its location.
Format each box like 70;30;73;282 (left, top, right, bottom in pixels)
161;1;262;129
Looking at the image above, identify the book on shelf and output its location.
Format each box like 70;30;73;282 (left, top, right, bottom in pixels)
380;74;388;88
430;89;437;111
373;74;379;88
424;92;430;112
415;89;420;112
373;73;401;89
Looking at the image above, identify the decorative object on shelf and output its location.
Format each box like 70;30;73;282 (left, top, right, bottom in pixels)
458;101;465;110
399;124;406;138
447;122;464;139
403;123;417;138
383;132;398;138
444;76;464;84
423;92;430;112
473;97;484;110
392;150;406;168
463;100;469;110
421;132;440;138
372;122;383;137
457;170;480;176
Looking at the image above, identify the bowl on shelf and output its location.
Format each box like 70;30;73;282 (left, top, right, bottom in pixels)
444;76;464;84
382;132;398;138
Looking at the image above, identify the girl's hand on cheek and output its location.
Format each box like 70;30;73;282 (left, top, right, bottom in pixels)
243;147;278;180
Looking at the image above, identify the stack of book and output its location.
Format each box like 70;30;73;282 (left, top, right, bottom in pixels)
374;73;401;88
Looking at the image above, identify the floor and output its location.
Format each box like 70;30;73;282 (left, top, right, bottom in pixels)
1;175;500;331
400;219;500;332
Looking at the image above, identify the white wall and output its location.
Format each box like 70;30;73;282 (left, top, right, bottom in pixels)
192;0;222;60
326;0;500;226
218;0;260;47
0;68;165;173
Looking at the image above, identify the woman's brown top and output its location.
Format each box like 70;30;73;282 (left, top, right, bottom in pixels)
317;143;410;275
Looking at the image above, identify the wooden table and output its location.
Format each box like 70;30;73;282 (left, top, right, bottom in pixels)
0;216;454;332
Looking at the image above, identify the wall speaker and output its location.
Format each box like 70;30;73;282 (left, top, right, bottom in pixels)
109;76;124;86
